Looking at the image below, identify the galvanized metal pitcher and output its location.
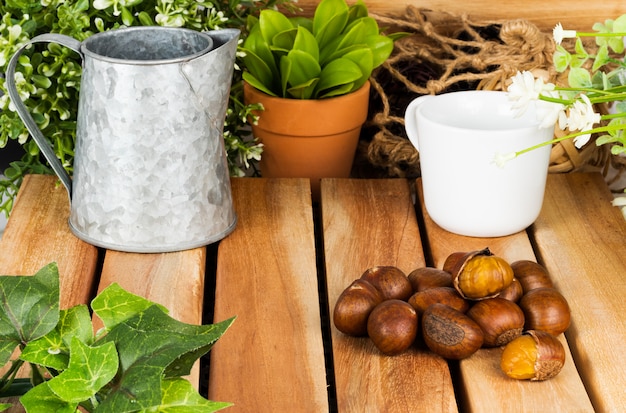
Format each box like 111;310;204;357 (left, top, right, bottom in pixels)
6;27;240;253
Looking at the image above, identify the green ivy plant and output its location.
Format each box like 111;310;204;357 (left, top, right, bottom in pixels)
241;0;400;99
0;262;234;412
0;0;296;217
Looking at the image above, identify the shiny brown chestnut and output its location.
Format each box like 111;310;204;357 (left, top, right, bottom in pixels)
367;299;418;355
333;279;384;336
421;303;484;360
519;287;571;336
360;266;413;301
408;287;470;314
497;278;523;302
407;267;453;292
510;260;554;293
466;297;525;347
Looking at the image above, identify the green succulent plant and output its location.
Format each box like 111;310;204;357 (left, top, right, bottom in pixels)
240;0;398;99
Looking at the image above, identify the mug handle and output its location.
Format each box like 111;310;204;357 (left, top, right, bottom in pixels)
5;34;83;200
404;95;434;152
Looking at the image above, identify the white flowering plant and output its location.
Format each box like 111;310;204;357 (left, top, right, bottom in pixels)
0;0;295;217
502;15;626;215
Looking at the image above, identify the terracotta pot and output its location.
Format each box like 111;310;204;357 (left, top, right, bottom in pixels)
243;81;370;199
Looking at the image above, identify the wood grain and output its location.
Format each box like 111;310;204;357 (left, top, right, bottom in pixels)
532;173;626;413
295;0;626;31
0;175;98;308
321;178;457;413
208;178;328;412
417;178;595;413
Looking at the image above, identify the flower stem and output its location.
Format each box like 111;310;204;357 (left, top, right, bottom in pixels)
515;125;625;157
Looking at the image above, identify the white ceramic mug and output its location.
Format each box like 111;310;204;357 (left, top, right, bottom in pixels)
404;90;553;237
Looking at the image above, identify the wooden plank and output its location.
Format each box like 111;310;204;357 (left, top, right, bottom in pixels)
96;249;206;327
321;178;457;413
417;178;595;412
0;174;98;308
295;0;626;31
208;178;328;412
96;237;207;388
532;173;626;413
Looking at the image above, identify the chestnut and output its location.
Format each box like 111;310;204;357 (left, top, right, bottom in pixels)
360;266;413;301
421;303;484;360
448;248;514;300
407;267;453;292
367;299;418;355
510;260;554;293
500;330;566;381
519;287;571;336
408;287;469;314
497;278;523;303
333;279;384;336
466;297;525;347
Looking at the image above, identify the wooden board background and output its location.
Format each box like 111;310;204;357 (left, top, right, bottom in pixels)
296;0;626;31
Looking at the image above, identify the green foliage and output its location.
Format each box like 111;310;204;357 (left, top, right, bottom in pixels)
552;15;626;156
0;263;235;412
0;0;296;219
240;0;398;99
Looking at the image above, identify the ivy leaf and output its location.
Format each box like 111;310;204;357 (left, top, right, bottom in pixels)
0;263;60;364
21;305;93;370
91;283;167;332
148;378;232;412
93;306;235;412
46;337;118;403
19;381;78;413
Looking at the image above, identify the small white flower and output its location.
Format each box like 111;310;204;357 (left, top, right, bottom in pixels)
492;152;517;168
535;90;565;129
507;71;555;117
553;23;577;45
566;95;601;148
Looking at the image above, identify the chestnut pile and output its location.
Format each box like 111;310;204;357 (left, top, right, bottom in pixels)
333;248;570;381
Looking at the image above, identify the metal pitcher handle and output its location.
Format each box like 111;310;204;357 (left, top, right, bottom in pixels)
5;33;82;200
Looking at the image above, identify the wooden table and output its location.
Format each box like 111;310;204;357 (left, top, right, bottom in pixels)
0;172;624;412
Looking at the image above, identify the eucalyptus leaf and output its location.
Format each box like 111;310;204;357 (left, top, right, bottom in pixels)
568;67;593;88
592;44;611;72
